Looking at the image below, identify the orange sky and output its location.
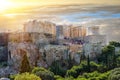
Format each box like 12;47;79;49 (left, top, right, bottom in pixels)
0;0;119;13
9;0;120;6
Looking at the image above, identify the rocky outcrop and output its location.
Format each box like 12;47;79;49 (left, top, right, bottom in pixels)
8;41;82;69
0;78;10;80
0;46;8;62
0;33;8;63
83;43;102;59
8;42;44;69
0;66;17;78
40;45;69;65
8;32;56;69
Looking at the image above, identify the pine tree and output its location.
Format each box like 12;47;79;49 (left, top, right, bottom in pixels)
87;54;90;72
20;53;31;73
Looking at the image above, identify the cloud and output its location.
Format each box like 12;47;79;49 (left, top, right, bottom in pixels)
0;4;120;42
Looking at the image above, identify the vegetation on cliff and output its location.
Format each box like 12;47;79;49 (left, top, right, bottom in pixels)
8;41;120;80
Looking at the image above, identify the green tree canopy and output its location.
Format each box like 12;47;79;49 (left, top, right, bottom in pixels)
108;68;120;80
15;72;41;80
109;41;120;47
100;45;116;69
32;67;54;80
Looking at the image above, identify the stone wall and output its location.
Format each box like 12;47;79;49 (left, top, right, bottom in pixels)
84;35;106;46
8;32;55;45
24;20;56;35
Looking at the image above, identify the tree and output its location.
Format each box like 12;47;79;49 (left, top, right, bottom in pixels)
15;72;41;80
108;68;120;80
109;41;120;47
66;61;103;78
87;55;90;72
116;56;120;67
32;67;54;80
78;71;110;80
49;60;67;77
54;75;64;80
90;61;101;72
66;61;88;78
101;45;115;69
67;54;74;69
66;66;78;78
19;54;31;73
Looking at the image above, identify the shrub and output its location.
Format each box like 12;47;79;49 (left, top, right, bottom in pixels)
66;61;87;78
14;72;41;80
66;65;84;78
49;60;67;77
90;61;100;72
66;61;101;78
79;71;110;80
108;68;120;80
9;74;17;80
32;67;54;80
116;56;120;67
54;75;64;80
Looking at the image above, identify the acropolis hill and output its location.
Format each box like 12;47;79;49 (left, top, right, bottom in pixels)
0;20;107;76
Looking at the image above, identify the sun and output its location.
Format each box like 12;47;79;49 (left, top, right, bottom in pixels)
0;0;13;12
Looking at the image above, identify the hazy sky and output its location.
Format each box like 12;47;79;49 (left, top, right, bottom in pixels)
0;0;120;42
9;0;120;6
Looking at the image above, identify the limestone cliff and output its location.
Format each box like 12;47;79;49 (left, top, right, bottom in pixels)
8;42;45;69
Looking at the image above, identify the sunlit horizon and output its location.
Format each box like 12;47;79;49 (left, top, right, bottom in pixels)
0;0;120;13
0;0;13;12
0;0;120;42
